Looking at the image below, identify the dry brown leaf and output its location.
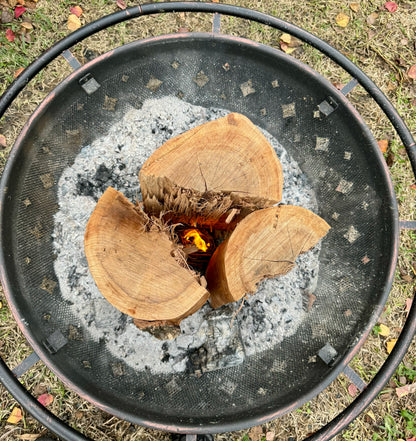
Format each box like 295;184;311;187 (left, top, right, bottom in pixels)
367;12;379;25
408;65;416;80
336;12;350;28
21;21;33;29
395;383;416;398
249;425;264;441
67;14;81;31
377;139;388;153
350;2;359;12
18;435;42;440
265;431;275;441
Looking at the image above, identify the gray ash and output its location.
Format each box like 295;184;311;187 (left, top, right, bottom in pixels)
53;96;320;375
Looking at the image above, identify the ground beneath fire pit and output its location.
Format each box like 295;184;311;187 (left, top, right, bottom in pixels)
52;96;320;375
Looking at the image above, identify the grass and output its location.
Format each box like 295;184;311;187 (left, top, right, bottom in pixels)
0;0;416;440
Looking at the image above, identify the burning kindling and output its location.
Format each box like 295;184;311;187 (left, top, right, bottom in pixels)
84;113;330;329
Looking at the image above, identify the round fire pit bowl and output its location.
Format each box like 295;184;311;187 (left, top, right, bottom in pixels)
1;3;415;441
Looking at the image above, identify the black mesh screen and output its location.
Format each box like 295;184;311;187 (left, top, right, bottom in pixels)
1;34;397;431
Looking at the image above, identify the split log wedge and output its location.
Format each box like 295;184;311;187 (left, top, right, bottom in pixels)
139;112;283;229
84;187;210;325
206;205;330;308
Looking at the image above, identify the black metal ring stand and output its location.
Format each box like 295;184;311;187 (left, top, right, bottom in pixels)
0;3;415;441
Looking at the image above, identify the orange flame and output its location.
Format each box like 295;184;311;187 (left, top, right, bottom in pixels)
183;229;210;252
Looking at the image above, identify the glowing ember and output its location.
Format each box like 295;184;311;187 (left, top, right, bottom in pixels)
183;229;210;252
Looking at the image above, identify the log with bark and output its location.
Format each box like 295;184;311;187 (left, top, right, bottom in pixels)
139;112;284;229
205;205;330;308
84;187;209;326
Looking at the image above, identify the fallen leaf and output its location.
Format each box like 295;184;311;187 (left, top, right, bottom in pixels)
21;21;33;29
410;184;416;190
17;435;42;440
14;67;24;78
7;406;23;424
67;14;81;31
405;298;412;316
280;42;296;54
367;410;376;421
0;134;6;148
395;57;406;67
280;33;292;44
395;383;416;398
5;28;15;42
406;437;416;441
307;293;316;312
69;6;83;17
377;139;388;153
14;5;26;18
1;10;14;23
37;393;53;406
116;0;127;9
386;339;397;354
332;81;344;90
378;323;390;337
350;2;359;12
248;425;264;441
265;431;275;441
384;1;398;12
348;383;358;397
408;65;416;80
336;12;350;28
367;12;379;25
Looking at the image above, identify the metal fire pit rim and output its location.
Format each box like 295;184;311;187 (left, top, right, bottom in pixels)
0;3;414;441
0;30;399;434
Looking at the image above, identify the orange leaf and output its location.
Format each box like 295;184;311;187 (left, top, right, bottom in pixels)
408;65;416;80
14;67;24;78
386;339;397;354
377;139;388;153
336;12;350;28
69;6;83;17
37;393;53;406
7;406;23;424
350;2;359;12
410;184;416;190
67;14;81;31
0;134;6;148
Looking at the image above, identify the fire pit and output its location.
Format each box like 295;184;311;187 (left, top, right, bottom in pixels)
0;3;415;441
